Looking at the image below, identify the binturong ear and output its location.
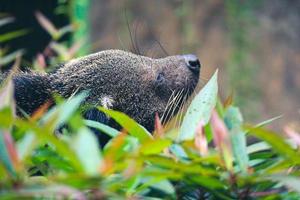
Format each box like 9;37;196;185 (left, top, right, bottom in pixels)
84;95;115;148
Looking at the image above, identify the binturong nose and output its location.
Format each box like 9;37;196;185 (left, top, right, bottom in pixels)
182;54;201;74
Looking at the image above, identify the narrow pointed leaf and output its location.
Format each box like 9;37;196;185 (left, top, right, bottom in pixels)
72;127;102;176
84;119;119;137
246;126;300;164
178;70;218;141
0;130;16;176
224;106;248;174
98;107;152;143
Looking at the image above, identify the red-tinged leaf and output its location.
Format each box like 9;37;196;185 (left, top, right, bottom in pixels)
101;132;127;175
154;112;164;138
211;110;233;170
3;131;20;172
223;92;234;108
35;11;58;38
284;126;300;148
36;53;46;70
30;100;52;121
68;39;84;58
122;159;141;179
194;120;208;156
0;130;16;176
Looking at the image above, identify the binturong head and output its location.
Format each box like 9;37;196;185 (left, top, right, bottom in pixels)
49;49;201;132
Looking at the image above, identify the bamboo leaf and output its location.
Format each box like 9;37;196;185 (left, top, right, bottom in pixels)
140;139;171;155
0;29;28;43
72;127;102;176
246;126;300;164
224;106;248;174
0;130;16;177
0;17;14;27
269;175;300;194
98;107;152;143
84;119;119;137
35;11;59;39
178;70;218;141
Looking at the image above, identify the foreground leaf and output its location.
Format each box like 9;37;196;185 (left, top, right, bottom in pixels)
84;119;119;138
0;130;16;177
246;126;300;164
72;127;102;176
269;175;300;194
178;70;218;141
98;107;152;143
224;106;248;174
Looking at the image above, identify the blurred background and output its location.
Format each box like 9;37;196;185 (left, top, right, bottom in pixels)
0;0;299;129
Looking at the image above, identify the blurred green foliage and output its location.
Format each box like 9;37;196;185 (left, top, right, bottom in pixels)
225;0;262;119
70;0;91;56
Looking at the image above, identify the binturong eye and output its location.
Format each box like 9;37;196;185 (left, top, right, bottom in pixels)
155;72;165;85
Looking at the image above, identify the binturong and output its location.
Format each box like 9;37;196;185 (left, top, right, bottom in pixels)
12;50;201;146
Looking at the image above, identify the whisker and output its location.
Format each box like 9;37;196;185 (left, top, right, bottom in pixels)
133;20;142;55
166;89;184;125
153;37;169;57
161;89;183;124
117;34;127;51
174;91;187;129
161;90;176;122
162;91;179;123
125;11;138;54
172;96;182;128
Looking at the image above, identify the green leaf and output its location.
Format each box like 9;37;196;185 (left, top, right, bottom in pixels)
136;178;176;197
189;175;225;189
71;127;102;176
84;119;119;137
254;115;282;128
0;17;14;27
41;91;87;129
169;144;188;159
140;139;171;155
16;131;36;161
15;119;84;173
0;29;28;43
32;146;74;173
224;106;248;174
178;70;218;141
0;49;25;66
246;126;300;164
269;175;300;194
98;107;152;143
0;108;14;128
247;141;270;154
